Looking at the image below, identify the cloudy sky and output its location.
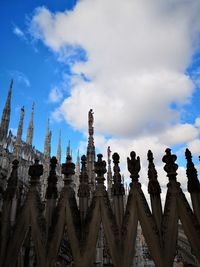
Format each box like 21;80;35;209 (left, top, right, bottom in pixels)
0;0;200;192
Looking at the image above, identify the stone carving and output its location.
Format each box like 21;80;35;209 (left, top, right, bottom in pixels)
112;152;125;196
0;84;199;266
147;150;161;195
28;158;43;185
162;148;178;181
45;156;58;199
94;154;106;185
127;151;141;184
78;155;90;198
62;155;75;186
185;148;200;193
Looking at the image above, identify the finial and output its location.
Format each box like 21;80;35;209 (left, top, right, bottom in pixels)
62;155;75;185
113;152;120;179
81;155;87;170
127;151;141;184
147;150;153;162
28;158;43;186
147;150;161;195
94;154;106;185
112;152;125;195
147;150;158;181
78;155;90;198
185;148;200;193
46;156;58;199
162;148;178;181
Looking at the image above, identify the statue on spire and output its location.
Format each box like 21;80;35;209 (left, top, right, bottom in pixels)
108;146;111;162
88;109;94;136
87;109;95;192
107;146;112;197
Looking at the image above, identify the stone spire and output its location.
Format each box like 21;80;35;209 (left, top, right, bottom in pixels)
112;152;125;227
66;140;71;157
62;155;75;186
42;120;51;200
45;157;58;199
26;102;34;146
186;149;200;223
147;150;162;238
44;119;51;159
87;109;96;191
13;106;25;159
76;149;81;177
0;79;13;142
78;155;90;221
107;146;112;197
56;130;61;164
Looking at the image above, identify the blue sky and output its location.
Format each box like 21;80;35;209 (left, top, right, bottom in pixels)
0;0;200;187
0;0;81;161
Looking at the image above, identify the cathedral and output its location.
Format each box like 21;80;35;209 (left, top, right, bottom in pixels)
0;80;81;204
0;80;200;267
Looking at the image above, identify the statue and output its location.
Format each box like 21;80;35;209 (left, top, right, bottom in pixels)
88;109;94;128
107;146;111;162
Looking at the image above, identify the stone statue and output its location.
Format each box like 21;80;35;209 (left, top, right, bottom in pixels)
88;109;94;128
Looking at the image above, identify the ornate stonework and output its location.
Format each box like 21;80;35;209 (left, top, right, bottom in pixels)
0;81;200;267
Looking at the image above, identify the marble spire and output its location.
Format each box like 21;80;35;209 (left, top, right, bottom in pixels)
44;119;51;159
0;80;13;142
76;149;80;177
26;102;34;146
56;130;61;164
87;109;96;191
107;146;112;197
13;106;25;159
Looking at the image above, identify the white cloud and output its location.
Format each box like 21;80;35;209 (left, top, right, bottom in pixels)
29;0;200;137
48;87;63;103
13;26;25;38
187;139;200;156
195;117;200;128
29;1;200;193
10;70;30;87
51;108;63;122
159;123;199;145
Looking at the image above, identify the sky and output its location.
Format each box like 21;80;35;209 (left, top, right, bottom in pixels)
0;0;200;194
